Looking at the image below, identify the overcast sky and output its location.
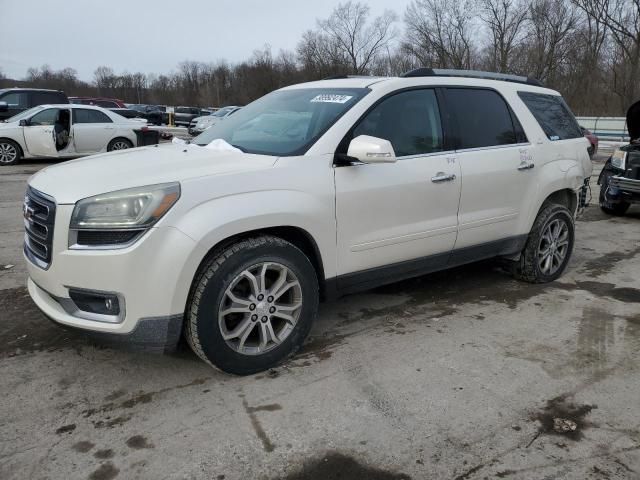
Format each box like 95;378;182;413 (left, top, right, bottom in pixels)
0;0;412;81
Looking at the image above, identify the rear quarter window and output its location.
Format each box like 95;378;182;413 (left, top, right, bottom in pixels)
518;92;582;141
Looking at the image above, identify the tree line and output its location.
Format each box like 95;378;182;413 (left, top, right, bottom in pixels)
1;0;638;116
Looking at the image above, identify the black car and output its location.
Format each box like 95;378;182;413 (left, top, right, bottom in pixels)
0;88;69;121
598;100;640;216
174;106;206;127
128;104;167;125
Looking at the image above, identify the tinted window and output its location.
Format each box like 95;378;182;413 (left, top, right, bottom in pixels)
74;109;113;124
1;92;28;108
352;89;444;157
31;91;66;106
518;92;582;140
446;88;520;149
29;108;60;125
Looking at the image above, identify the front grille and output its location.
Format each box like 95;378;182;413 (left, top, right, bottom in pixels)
611;176;640;194
24;187;56;269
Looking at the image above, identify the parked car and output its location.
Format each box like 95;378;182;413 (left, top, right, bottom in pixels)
189;106;241;135
69;97;143;120
23;69;592;374
0;104;146;165
597;99;640;215
0;88;68;121
580;126;599;158
174;106;206;127
128;104;167;125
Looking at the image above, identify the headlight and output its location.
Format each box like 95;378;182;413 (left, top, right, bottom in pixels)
69;183;180;248
611;149;626;169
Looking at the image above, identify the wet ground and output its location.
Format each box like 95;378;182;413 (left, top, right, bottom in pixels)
1;157;639;479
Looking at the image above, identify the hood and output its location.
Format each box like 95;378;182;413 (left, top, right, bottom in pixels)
29;143;277;204
627;99;640;141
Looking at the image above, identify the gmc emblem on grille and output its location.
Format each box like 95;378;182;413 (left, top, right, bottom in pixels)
23;200;35;223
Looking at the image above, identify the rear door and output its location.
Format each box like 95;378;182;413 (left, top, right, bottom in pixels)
444;87;535;253
335;88;461;284
72;108;115;153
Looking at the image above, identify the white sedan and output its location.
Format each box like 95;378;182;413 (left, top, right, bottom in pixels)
0;104;147;166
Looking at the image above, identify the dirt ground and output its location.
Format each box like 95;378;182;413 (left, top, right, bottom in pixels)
0;156;639;480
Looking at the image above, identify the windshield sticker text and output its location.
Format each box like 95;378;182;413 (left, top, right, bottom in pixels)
310;94;353;104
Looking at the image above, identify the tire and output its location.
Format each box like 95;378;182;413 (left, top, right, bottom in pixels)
0;139;22;166
599;181;630;216
107;138;133;151
511;204;575;283
185;235;319;375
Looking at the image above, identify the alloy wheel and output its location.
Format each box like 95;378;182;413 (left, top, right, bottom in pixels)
218;262;303;355
111;141;130;150
537;218;570;276
0;143;17;164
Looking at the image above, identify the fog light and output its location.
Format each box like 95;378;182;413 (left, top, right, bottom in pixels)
69;289;121;316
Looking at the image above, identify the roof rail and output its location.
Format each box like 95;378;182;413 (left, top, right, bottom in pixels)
400;68;543;87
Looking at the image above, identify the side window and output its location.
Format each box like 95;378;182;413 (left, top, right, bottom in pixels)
74;109;113;124
29;108;59;126
352;89;444;157
1;92;28;108
518;92;582;140
446;88;519;149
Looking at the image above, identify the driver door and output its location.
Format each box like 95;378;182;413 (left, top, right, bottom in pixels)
22;108;59;157
334;88;461;289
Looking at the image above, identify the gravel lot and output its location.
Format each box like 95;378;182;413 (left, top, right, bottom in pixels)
1;156;639;480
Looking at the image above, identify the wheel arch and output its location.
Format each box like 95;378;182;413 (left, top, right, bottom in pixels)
186;225;328;309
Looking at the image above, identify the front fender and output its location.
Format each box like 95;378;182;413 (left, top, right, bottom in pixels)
166;189;336;314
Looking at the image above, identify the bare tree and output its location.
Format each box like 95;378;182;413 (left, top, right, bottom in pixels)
404;0;478;69
317;1;397;74
516;0;579;84
480;0;528;72
574;0;640;109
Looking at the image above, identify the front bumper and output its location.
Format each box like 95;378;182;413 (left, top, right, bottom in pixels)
603;175;640;204
25;203;206;347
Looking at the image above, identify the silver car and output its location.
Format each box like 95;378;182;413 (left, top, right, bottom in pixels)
188;106;241;135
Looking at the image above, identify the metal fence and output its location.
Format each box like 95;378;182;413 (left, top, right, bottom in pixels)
576;116;629;142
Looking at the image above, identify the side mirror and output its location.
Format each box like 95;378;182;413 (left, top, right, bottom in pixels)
19;119;28;127
347;135;397;163
0;101;8;112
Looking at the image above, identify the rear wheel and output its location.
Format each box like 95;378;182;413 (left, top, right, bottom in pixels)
185;236;319;375
511;204;575;283
107;138;133;151
0;139;21;166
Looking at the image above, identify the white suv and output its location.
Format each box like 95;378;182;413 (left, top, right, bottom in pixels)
24;69;592;374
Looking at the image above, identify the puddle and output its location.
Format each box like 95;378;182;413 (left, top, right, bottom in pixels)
279;452;411;479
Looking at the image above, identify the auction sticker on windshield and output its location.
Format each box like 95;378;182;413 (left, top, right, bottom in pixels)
310;94;354;104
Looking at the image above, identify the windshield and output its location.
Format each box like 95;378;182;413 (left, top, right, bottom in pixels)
193;88;369;156
213;107;235;117
6;106;45;123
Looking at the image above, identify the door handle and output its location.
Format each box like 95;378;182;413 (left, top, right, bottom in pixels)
517;162;535;171
431;172;456;183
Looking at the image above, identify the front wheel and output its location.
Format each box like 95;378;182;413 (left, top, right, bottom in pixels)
185;236;319;375
511;204;575;283
0;139;21;166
